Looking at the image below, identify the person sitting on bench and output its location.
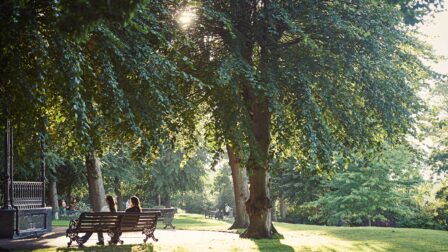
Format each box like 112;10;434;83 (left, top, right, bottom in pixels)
108;196;142;244
105;195;143;245
126;196;142;213
79;195;116;245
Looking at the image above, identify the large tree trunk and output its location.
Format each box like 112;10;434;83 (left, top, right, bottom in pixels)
242;163;273;238
114;176;124;211
49;181;59;220
240;92;276;238
280;198;287;219
227;144;250;229
86;150;106;212
238;24;281;236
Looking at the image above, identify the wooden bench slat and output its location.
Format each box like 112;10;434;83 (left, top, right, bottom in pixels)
66;211;161;247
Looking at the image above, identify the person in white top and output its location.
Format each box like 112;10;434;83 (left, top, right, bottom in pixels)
79;195;117;246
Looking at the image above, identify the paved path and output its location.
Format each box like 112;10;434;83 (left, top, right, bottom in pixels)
0;227;251;251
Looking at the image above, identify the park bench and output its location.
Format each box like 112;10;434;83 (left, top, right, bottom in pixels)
143;208;177;229
205;210;223;220
66;211;161;247
205;210;216;219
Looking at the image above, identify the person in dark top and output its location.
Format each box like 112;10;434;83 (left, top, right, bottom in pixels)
125;196;142;213
80;195;116;246
107;196;142;245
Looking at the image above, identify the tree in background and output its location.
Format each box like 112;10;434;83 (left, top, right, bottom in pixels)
309;145;423;226
226;145;250;228
212;164;235;212
55;159;87;206
427;80;448;229
271;157;326;223
140;144;207;208
101;146;144;210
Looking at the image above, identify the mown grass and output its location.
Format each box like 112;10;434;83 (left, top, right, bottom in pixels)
170;213;233;231
52;213;232;230
272;221;448;252
48;213;448;251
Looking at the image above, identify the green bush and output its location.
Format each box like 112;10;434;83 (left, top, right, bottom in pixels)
396;208;444;230
174;191;213;214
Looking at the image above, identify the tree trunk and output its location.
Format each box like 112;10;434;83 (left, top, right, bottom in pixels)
227;144;250;229
271;197;277;222
49;181;59;220
225;0;280;239
114;176;124;211
67;186;72;209
241;51;277;238
164;195;171;208
86;150;106;212
241;164;274;238
240;93;276;238
280;198;287;219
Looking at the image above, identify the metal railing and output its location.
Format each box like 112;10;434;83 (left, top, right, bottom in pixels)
12;181;44;209
0;191;3;208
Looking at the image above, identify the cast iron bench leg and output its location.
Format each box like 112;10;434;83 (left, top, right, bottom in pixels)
66;219;81;247
143;227;158;243
107;228;124;245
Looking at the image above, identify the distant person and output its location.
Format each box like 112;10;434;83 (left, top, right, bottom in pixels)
70;199;78;210
61;200;67;216
80;195;116;246
225;204;231;216
126;196;142;213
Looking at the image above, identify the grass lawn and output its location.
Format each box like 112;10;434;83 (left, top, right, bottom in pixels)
48;213;447;251
51;213;232;229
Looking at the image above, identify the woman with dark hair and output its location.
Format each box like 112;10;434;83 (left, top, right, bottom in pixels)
79;195;116;246
105;195;117;212
125;196;142;213
107;196;142;245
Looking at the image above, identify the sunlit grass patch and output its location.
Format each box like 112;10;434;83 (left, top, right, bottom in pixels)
171;213;232;231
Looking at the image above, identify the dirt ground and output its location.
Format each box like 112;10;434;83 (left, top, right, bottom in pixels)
0;227;258;251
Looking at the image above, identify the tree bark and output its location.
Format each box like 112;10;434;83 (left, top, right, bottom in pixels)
241;163;273;238
227;144;250;229
280;198;287;219
164;195;171;208
86;150;106;212
114;176;124;211
271;197;277;222
49;181;59;220
240;93;276;238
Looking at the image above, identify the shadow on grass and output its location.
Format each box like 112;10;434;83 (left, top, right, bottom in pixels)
55;243;154;252
252;238;294;252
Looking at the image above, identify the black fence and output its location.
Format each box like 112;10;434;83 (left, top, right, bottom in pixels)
0;119;51;239
12;181;44;209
